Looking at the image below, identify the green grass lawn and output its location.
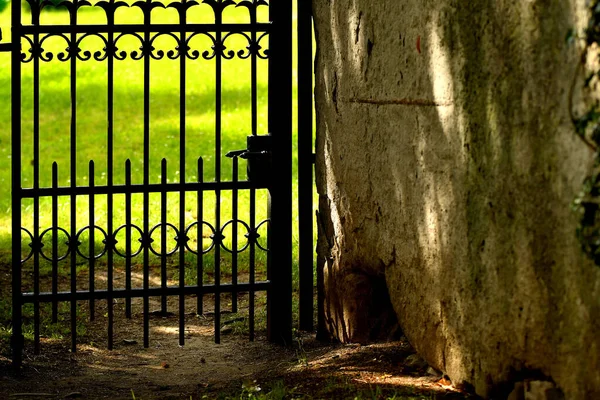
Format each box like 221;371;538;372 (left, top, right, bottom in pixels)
0;0;313;284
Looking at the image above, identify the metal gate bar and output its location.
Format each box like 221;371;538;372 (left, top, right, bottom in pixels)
10;0;294;369
11;0;23;370
297;0;314;332
266;0;292;345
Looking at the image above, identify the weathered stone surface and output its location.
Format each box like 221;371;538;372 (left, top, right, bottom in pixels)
313;0;600;398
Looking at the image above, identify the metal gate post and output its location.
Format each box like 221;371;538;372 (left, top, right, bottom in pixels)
297;0;314;332
267;0;293;345
10;0;23;370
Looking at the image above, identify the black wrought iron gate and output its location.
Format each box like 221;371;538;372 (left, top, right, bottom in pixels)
5;0;314;368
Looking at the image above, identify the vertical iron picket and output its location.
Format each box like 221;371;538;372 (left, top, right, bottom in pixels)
32;2;41;356
178;0;187;347
106;0;116;352
251;3;258;138
11;0;23;368
89;161;96;321
214;3;223;345
249;0;258;342
125;160;132;318
69;3;79;354
197;158;204;315
249;189;256;341
232;158;238;313
142;1;152;349
52;163;59;323
161;159;168;314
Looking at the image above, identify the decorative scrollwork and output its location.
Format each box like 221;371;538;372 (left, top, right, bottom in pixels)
236;0;268;11
167;0;199;19
21;228;35;263
148;223;180;256
184;221;216;254
75;225;109;260
48;0;93;15
254;219;270;251
22;216;269;264
220;219;251;253
221;219;254;253
76;33;109;62
20;36;36;63
148;32;181;60
38;227;72;263
132;0;166;18
95;0;129;22
202;0;236;20
186;32;217;60
113;32;145;60
221;31;251;59
23;33;117;63
256;32;269;59
113;224;145;258
38;33;72;62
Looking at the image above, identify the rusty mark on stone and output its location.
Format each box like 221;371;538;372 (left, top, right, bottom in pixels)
416;35;421;54
348;97;453;107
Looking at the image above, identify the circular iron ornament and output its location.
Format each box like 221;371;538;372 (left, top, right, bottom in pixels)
114;32;145;60
219;219;251;253
20;227;35;264
74;225;109;260
113;224;145;258
148;223;180;257
256;32;269;59
76;32;109;61
38;226;72;262
254;219;270;252
221;31;252;59
149;32;181;60
185;32;217;60
184;221;217;255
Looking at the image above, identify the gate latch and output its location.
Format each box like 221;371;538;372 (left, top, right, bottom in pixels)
0;28;12;52
226;135;272;184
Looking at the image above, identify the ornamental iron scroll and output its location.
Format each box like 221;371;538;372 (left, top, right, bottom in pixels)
20;218;269;263
19;0;271;63
21;31;270;62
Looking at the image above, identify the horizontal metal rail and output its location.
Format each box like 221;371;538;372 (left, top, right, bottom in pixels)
20;281;271;303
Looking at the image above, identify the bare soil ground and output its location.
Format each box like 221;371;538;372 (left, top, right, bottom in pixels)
0;264;477;400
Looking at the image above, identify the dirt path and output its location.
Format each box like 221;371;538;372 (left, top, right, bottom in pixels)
0;263;476;399
0;321;475;400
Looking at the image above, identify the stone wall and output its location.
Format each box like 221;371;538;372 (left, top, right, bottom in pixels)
312;0;600;398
